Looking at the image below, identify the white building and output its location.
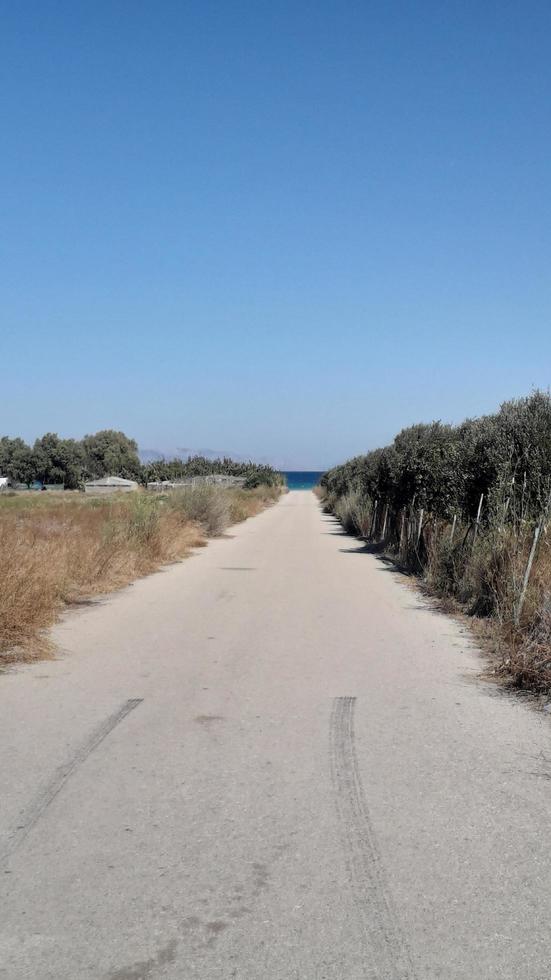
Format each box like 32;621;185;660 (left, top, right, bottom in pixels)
84;476;139;494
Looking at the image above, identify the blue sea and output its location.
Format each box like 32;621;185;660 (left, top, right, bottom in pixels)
282;471;324;490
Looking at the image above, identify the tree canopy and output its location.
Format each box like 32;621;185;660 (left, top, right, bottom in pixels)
82;430;141;480
321;391;551;523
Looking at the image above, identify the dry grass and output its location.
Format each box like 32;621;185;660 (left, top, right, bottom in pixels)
421;524;551;695
226;485;282;523
498;545;551;694
0;485;280;665
167;484;280;534
321;486;551;697
332;490;373;537
423;522;551;693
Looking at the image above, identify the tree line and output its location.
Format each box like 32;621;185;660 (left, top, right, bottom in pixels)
321;391;551;525
0;430;282;490
142;456;282;488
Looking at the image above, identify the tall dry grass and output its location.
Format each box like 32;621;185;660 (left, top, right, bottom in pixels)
168;484;231;536
424;519;551;693
333;491;373;538
321;485;551;696
226;485;282;523
166;484;280;533
0;485;279;664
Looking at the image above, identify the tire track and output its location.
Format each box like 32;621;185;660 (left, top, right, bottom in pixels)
330;696;416;979
1;698;143;866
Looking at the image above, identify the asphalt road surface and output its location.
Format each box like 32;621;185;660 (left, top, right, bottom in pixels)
2;491;551;979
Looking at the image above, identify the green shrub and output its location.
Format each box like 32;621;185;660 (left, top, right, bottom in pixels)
321;390;551;525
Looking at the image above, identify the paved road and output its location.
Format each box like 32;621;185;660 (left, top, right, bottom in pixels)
2;491;551;979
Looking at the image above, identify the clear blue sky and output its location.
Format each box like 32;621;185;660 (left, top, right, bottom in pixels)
2;1;550;469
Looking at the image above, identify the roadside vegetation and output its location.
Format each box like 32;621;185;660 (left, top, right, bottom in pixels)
321;391;551;696
0;483;280;665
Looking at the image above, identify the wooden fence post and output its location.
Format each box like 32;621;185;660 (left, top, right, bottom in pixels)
514;524;541;626
370;499;378;539
381;501;389;540
417;508;424;546
503;497;510;523
449;514;457;544
399;511;406;560
472;493;484;548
